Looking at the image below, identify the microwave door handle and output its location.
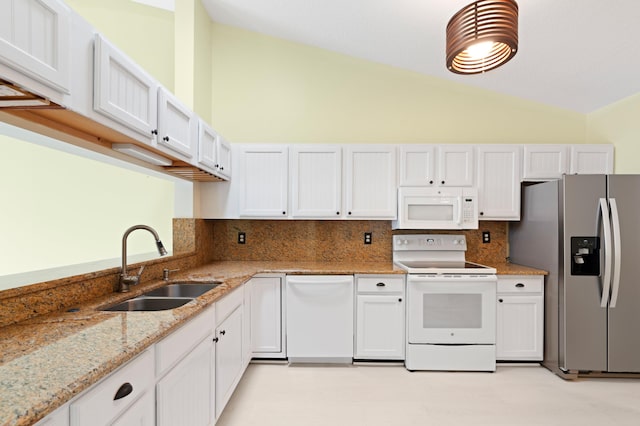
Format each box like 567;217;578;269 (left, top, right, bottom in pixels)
598;198;612;308
456;199;462;226
609;198;621;308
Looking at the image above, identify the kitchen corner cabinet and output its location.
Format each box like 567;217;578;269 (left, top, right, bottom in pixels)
156;87;198;161
476;145;522;220
0;0;71;96
290;145;342;218
238;144;289;217
344;145;397;218
93;34;158;142
522;145;569;180
496;276;544;361
251;275;286;358
569;144;614;174
197;120;231;180
355;275;405;360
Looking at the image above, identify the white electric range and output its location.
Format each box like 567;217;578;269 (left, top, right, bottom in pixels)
394;234;497;372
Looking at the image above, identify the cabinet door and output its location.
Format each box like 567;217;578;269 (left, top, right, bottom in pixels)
437;145;474;186
157;87;198;160
93;34;158;141
242;278;253;368
522;145;568;180
238;145;288;217
34;403;69;426
216;136;232;179
344;145;397;218
476;145;521;220
355;295;405;359
157;336;214;426
0;0;70;93
251;277;283;356
569;144;614;174
197;120;218;173
215;306;244;419
111;391;155;426
399;145;436;186
290;145;342;217
496;295;543;360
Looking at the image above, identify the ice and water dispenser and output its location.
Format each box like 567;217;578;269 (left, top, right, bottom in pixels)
571;237;600;276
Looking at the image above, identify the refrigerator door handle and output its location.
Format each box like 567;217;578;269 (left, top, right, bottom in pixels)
598;198;612;308
609;198;622;308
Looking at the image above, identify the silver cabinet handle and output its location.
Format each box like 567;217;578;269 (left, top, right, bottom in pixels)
598;198;612;308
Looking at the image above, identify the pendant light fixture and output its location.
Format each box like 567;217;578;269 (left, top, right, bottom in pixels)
446;0;519;74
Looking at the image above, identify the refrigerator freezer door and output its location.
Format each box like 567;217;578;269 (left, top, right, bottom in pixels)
561;175;607;372
607;175;640;372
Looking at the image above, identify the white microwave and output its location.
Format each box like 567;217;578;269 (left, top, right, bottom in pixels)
392;187;479;230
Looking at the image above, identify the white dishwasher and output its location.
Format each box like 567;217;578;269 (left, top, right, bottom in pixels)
285;275;354;363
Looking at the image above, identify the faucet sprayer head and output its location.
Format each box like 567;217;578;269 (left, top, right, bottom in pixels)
156;240;168;256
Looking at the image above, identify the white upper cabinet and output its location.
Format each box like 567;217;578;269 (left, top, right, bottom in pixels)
0;0;70;95
238;144;289;217
93;34;158;142
399;145;436;186
197;120;231;180
344;145;397;219
476;145;522;220
290;145;342;218
399;145;473;187
522;145;569;180
156;87;198;161
216;136;232;180
437;145;475;186
569;144;614;174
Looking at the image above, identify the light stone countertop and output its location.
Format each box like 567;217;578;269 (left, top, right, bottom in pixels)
0;260;544;425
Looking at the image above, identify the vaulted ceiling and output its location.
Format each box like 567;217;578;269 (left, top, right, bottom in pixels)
201;0;640;113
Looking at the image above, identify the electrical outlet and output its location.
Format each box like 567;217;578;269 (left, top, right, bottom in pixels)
238;232;246;244
482;231;490;244
364;232;372;245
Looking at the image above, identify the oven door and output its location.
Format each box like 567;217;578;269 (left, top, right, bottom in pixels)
407;274;496;344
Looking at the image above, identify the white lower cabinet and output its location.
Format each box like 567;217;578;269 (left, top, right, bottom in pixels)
111;391;155;426
34;403;69;426
496;276;544;361
355;275;405;360
70;350;155;426
156;336;214;426
215;306;244;419
251;275;285;358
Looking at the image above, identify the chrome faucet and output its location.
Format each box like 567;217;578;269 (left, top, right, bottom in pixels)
118;225;168;292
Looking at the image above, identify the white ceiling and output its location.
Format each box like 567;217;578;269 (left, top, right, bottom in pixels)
201;0;640;113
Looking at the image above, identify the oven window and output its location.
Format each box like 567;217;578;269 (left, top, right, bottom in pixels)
408;204;453;221
422;294;482;328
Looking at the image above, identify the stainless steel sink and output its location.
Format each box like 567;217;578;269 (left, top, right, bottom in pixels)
141;282;221;298
103;297;192;312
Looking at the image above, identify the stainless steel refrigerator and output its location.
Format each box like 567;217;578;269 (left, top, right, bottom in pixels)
510;175;640;378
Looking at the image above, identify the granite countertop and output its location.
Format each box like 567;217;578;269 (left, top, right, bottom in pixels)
0;260;544;425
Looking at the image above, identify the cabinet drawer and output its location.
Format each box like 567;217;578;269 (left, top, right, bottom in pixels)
356;276;405;293
216;284;244;323
156;304;215;376
70;349;154;426
497;276;543;294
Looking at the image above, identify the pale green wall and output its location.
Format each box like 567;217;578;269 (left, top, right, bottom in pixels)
66;0;175;91
587;93;640;173
210;24;586;144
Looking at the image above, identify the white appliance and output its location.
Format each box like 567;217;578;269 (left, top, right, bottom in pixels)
285;275;354;363
394;234;497;371
393;187;478;230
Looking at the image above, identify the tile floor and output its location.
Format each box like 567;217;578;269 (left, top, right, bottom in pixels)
217;362;640;426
